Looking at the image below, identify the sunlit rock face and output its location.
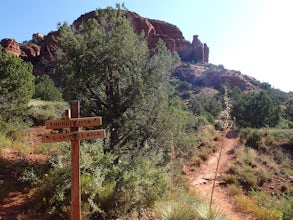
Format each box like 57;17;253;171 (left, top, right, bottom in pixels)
1;9;209;77
73;10;209;63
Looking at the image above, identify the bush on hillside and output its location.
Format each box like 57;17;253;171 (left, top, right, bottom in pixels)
21;141;169;219
33;75;63;101
0;47;34;138
0;48;34;121
27;100;69;125
231;91;281;128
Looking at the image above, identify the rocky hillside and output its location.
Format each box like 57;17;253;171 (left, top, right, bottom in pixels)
174;63;262;92
0;9;275;94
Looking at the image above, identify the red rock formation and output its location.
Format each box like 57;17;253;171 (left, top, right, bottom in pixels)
204;43;209;63
20;44;41;61
1;9;209;77
192;35;209;63
32;33;44;44
72;10;208;63
178;64;259;91
0;38;21;56
39;31;59;66
0;38;41;61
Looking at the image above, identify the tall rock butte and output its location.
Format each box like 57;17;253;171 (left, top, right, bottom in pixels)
1;10;209;76
73;11;209;63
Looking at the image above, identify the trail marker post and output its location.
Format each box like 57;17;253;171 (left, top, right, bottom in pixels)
42;100;105;220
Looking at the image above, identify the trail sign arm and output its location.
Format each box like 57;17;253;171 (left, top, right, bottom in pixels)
42;130;106;143
45;117;102;129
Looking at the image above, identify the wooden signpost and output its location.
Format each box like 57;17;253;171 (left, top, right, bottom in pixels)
42;100;105;220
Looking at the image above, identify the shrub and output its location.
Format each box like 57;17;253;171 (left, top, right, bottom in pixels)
235;195;283;220
154;191;226;220
33;75;63;101
238;169;258;189
27;100;69;125
155;200;199;220
22;141;169;219
227;184;241;196
231;91;281;128
246;130;265;152
0;118;28;142
0;48;34;121
222;173;238;185
265;134;277;146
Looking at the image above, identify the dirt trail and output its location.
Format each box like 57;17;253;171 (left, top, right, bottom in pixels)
186;130;252;220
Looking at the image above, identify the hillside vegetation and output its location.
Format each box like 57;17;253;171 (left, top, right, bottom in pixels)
0;6;292;220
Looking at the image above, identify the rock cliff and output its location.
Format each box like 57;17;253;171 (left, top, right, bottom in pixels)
0;38;41;62
0;9;261;93
71;10;209;63
1;10;208;70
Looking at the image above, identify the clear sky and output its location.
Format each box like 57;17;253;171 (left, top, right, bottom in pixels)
1;0;292;92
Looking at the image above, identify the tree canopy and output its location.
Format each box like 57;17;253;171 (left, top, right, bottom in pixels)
55;8;181;156
33;75;63;101
231;91;280;128
0;47;34;122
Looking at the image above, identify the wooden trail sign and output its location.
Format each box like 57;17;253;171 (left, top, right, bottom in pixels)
45;117;102;129
42;130;105;143
42;101;105;220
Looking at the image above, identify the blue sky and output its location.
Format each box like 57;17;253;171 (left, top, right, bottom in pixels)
1;0;292;92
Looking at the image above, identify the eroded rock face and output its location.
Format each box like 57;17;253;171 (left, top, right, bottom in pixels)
1;10;209;76
176;64;259;91
72;10;208;63
32;33;44;44
0;38;41;62
20;44;41;61
0;38;21;56
126;12;209;62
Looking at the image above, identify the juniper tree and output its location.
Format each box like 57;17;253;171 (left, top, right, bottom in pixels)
231;91;280;128
55;7;180;156
0;47;34;121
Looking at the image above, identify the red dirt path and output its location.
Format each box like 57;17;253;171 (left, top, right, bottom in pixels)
185;130;253;220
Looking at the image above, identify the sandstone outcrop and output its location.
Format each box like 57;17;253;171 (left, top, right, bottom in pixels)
175;64;259;91
0;38;21;56
20;44;41;61
71;10;209;63
0;9;264;94
32;33;44;44
0;38;41;62
1;9;209;76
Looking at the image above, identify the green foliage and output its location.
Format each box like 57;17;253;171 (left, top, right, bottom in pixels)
55;7;183;158
33;75;63;101
235;195;283;220
231;91;281;128
251;190;293;220
225;128;292;219
226;146;273;190
0;118;28;142
154;192;226;220
155;200;199;220
246;130;265;152
189;93;223;122
22;141;169;219
285;101;293;122
0;47;34;122
27;100;69;125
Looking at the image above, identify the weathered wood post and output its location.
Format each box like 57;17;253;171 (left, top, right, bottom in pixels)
70;100;81;220
42;100;105;220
